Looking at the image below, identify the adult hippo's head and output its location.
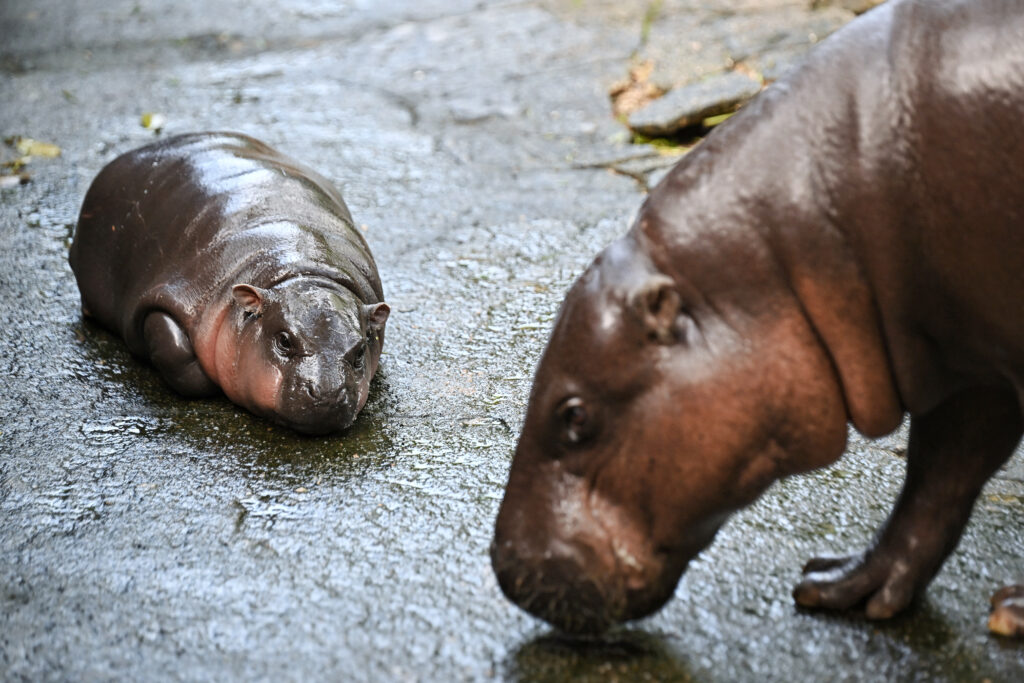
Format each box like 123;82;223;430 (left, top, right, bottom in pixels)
219;276;389;435
490;233;850;634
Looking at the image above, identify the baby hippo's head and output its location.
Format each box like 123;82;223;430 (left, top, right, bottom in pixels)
229;277;389;434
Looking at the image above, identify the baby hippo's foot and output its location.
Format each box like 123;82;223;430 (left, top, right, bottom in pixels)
792;551;925;620
989;585;1024;637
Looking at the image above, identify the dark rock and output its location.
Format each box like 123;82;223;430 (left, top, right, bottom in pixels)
627;71;761;136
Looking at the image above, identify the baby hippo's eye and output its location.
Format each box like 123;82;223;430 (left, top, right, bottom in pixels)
352;344;366;370
274;331;296;357
558;396;591;445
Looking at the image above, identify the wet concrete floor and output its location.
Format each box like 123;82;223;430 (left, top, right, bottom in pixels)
1;0;1022;680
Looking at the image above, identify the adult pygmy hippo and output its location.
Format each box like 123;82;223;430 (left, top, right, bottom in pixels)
492;0;1024;636
69;132;389;435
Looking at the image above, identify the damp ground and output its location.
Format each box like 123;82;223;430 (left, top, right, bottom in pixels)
1;1;1022;680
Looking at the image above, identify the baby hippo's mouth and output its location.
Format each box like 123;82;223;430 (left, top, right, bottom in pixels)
281;409;355;435
275;382;360;435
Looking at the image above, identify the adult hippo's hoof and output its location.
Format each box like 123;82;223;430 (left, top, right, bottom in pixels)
989;585;1024;638
69;132;389;434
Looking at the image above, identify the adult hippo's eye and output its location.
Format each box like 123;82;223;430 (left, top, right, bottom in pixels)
273;331;296;357
557;396;592;446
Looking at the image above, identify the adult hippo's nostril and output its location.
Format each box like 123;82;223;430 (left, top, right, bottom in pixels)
490;539;620;635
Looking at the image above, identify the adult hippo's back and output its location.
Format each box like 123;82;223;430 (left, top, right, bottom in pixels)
70;132;389;435
492;0;1024;636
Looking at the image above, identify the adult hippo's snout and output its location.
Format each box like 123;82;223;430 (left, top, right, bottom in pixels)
491;443;719;634
490;537;620;635
491;466;621;634
491;491;629;633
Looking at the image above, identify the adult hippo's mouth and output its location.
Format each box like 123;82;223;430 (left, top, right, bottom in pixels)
490;462;724;634
489;527;718;635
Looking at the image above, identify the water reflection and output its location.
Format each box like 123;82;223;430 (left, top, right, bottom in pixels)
73;316;398;483
507;627;698;682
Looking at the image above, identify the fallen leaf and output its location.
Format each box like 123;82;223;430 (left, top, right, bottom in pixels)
13;137;61;158
140;112;166;132
702;112;735;127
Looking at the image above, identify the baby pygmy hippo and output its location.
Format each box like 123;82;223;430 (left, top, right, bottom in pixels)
70;132;389;434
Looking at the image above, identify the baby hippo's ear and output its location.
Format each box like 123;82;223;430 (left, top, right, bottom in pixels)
629;275;684;344
364;302;390;332
232;284;269;315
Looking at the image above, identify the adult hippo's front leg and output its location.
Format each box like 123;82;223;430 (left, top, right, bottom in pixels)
794;386;1023;628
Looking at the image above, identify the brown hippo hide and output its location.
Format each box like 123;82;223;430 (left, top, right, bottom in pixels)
492;0;1024;636
70;132;389;434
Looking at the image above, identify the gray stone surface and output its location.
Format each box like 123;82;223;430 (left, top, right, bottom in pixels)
1;0;1021;681
638;2;854;91
628;71;763;136
601;1;857;137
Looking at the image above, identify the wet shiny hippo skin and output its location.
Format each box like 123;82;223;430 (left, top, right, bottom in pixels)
69;132;389;435
492;0;1024;636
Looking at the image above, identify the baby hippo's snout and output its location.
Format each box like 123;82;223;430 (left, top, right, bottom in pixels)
279;356;362;435
303;378;344;403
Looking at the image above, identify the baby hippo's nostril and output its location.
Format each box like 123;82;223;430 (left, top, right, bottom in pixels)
302;380;347;405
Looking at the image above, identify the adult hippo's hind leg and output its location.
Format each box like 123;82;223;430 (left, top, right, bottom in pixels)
143;311;219;397
793;386;1022;626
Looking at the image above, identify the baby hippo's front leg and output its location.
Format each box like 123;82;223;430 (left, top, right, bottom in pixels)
143;311;219;397
793;387;1023;627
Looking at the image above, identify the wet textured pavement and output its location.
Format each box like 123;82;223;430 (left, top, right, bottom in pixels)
1;1;1022;680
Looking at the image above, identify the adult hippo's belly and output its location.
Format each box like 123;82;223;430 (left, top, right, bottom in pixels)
69;132;389;435
491;0;1024;636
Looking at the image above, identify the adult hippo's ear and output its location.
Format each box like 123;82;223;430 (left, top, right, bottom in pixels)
629;275;686;345
364;302;390;332
232;284;268;316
